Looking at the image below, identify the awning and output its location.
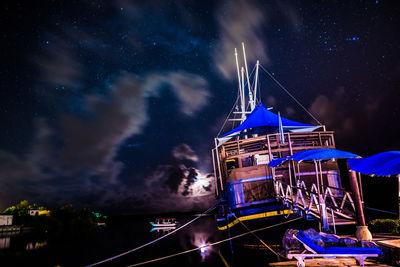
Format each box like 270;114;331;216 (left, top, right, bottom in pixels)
348;151;400;176
220;103;319;138
269;148;360;168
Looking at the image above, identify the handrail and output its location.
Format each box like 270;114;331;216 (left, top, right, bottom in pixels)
274;180;356;225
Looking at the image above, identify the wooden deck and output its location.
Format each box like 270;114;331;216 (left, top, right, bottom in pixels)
269;233;400;266
269;258;392;266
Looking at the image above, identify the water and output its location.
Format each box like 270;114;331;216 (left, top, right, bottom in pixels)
0;215;226;267
0;214;324;266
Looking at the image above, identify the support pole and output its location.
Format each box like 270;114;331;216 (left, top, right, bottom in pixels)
314;160;328;231
398;175;400;220
240;67;246;122
242;43;253;109
253;60;259;109
234;47;243;120
349;170;372;241
211;148;219;197
214;138;224;193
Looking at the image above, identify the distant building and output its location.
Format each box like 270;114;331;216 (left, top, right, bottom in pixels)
28;210;50;216
0;215;13;226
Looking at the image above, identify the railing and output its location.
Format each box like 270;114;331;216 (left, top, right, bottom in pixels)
223;131;335;158
275;180;356;232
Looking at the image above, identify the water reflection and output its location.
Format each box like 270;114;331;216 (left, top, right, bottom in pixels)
192;232;211;261
179;215;221;263
150;226;176;234
0;237;10;249
26;241;47;251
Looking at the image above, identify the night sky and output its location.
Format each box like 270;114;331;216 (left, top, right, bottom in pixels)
0;0;399;214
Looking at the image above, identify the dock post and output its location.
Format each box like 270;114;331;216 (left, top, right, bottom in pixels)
349;170;372;241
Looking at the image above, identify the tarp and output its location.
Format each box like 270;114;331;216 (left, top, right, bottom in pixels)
269;148;359;167
348;151;400;176
220;103;319;138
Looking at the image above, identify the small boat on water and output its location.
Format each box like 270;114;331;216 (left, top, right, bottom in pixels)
149;218;177;227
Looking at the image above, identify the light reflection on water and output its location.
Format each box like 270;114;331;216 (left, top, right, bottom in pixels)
192;232;211;261
1;215;223;266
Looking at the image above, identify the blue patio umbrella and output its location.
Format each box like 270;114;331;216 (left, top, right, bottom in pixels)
348;151;400;176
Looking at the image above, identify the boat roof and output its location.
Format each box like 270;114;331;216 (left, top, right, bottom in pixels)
220;103;319;138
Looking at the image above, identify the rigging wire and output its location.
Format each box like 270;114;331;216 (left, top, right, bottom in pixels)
232;213;280;259
217;94;239;137
216;64;256;137
126;216;302;267
259;64;322;125
86;202;219;267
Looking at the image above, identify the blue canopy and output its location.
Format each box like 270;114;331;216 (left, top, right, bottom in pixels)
348;151;400;176
269;148;359;167
220;103;318;137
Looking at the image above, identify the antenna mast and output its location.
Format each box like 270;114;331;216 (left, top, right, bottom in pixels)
254;60;259;106
242;42;254;111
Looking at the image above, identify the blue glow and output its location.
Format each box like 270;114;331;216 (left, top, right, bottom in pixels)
240;176;272;183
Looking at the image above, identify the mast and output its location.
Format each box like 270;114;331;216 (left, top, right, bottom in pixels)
254;60;259;106
241;67;246;123
242;42;254;111
235;48;245;122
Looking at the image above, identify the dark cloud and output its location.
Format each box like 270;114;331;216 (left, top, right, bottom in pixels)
173;143;199;162
140;144;215;213
144;72;210;116
309;80;400;155
36;35;82;88
0;69;210;210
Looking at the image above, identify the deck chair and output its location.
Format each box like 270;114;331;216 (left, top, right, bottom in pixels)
287;230;382;267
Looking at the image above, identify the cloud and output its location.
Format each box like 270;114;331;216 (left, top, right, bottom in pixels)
36;35;82;88
309;87;355;136
173;143;199;162
59;72;147;183
140;144;215;213
144;71;210;116
213;0;269;80
0;70;210;211
308;84;400;155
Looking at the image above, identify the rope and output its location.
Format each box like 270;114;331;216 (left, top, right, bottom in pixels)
364;206;398;216
232;213;281;258
217;94;239;137
86;202;219;267
259;65;322;125
126;217;302;267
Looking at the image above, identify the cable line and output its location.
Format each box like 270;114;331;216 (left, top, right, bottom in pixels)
232;213;280;259
259;64;322;125
86;202;219;267
126;217;302;267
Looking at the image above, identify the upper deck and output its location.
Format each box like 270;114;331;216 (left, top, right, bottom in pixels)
222;130;335;159
217;130;336;182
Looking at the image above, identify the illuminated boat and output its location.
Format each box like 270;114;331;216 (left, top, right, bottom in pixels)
212;44;345;234
149;218;177;227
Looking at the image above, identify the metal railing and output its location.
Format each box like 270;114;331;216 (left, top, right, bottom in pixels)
275;180;356;232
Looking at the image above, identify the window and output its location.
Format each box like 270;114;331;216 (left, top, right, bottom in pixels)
226;159;238;170
241;156;253;167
